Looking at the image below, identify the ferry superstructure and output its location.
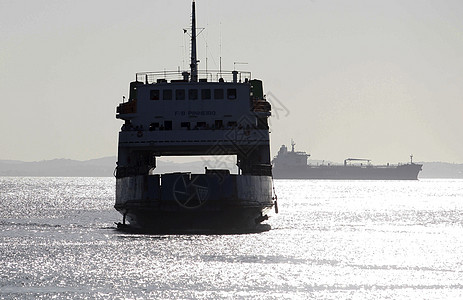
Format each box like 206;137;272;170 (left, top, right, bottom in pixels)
273;141;422;180
114;1;274;232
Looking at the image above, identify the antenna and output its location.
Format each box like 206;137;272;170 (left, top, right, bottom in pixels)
182;29;186;71
201;26;219;73
190;1;198;82
219;21;222;76
205;38;208;73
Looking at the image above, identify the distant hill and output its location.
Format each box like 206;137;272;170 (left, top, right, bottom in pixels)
0;158;462;178
0;157;236;177
0;157;117;177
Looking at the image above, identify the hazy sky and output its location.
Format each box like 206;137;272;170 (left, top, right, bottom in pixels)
1;0;462;163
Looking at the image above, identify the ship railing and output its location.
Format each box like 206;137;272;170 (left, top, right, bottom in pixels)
121;123;267;132
135;70;252;84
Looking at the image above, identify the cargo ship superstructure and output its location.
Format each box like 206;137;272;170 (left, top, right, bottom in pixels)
114;1;274;232
273;141;422;180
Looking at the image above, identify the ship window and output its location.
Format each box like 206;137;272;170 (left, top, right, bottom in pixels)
189;89;198;100
181;122;191;130
227;88;237;100
227;121;237;128
176;89;185;100
214;89;224;100
196;122;207;129
163;89;172;100
214;120;223;129
149;122;160;131
201;89;211;100
164;120;172;130
150;89;160;100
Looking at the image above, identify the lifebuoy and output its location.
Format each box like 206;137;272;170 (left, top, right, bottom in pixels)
137;131;143;137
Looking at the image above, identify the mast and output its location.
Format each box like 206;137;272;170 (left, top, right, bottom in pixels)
190;0;198;82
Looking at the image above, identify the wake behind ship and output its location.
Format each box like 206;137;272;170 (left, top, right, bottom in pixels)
272;141;422;180
114;1;274;233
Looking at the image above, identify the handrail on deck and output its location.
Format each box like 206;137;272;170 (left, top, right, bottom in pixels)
135;70;252;84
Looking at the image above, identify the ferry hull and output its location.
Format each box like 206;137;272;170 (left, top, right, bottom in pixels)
114;173;273;233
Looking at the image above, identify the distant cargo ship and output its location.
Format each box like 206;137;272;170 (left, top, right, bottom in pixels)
272;141;422;180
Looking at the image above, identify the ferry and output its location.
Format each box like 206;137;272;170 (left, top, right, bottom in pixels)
114;1;275;232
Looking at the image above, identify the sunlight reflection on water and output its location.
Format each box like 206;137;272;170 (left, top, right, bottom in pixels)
0;178;462;299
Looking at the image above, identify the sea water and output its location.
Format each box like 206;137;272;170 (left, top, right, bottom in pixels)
1;177;462;299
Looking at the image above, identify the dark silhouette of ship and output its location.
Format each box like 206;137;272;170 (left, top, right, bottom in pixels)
113;1;274;233
272;141;422;180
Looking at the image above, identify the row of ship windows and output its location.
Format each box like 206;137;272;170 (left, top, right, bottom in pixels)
122;119;268;132
148;120;237;130
122;120;238;131
150;88;237;101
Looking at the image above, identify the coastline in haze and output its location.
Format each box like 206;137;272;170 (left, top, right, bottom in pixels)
1;157;462;179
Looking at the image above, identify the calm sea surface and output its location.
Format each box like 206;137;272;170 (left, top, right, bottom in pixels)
1;177;462;299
